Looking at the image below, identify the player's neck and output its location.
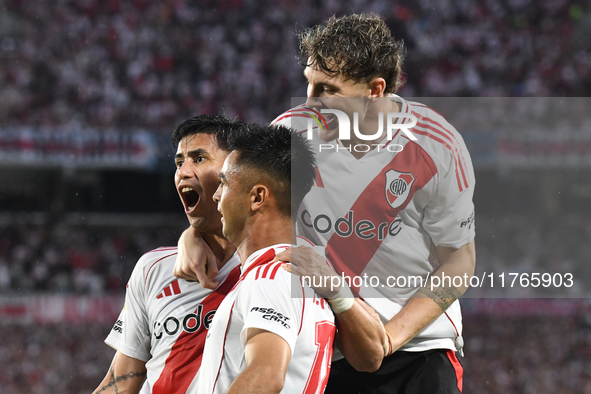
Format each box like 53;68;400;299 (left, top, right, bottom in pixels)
201;231;237;269
235;215;292;264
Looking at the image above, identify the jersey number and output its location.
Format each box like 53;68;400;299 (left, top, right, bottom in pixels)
303;320;336;394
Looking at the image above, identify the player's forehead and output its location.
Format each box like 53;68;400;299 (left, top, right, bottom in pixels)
304;62;366;90
176;133;221;155
304;64;341;84
221;150;252;184
221;150;239;174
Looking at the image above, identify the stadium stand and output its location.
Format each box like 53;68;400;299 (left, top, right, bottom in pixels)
0;0;589;133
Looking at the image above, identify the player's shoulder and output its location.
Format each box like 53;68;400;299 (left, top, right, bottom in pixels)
271;104;318;133
133;246;178;278
405;99;466;148
245;260;287;284
137;246;178;265
395;97;471;168
240;246;294;289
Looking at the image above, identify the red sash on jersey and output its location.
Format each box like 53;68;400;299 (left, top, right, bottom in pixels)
325;141;437;294
151;265;241;394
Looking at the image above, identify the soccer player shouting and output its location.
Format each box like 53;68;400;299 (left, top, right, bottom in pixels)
93;116;244;394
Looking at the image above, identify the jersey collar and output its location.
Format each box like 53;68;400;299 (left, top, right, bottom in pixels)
241;244;291;278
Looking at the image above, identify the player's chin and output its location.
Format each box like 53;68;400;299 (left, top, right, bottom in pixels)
186;215;202;229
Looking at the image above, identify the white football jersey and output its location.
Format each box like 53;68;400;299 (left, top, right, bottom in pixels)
195;244;336;394
273;96;475;353
105;247;241;393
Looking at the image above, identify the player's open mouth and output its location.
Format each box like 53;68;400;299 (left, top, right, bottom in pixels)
180;186;200;213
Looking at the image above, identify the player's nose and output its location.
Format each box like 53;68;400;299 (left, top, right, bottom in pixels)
306;95;322;110
177;160;194;179
213;183;222;203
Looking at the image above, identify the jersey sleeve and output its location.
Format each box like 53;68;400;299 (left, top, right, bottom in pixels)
104;308;125;351
104;259;152;362
238;269;303;357
422;139;476;248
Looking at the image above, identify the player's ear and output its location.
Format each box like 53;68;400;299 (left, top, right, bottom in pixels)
250;184;270;212
368;77;386;99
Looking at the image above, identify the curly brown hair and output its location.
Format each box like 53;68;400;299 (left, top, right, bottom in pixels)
299;13;405;94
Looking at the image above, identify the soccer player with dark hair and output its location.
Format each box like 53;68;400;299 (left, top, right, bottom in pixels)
196;124;335;394
93;115;244;394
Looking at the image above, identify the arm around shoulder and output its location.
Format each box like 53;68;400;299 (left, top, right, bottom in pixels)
384;239;476;353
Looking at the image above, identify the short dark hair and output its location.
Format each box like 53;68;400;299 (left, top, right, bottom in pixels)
299;13;405;94
227;124;316;217
171;114;245;151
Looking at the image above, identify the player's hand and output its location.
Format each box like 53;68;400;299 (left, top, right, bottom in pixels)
274;246;341;298
355;298;381;323
355;299;394;357
173;227;219;289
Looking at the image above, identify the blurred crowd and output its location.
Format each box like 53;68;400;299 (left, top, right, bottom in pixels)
0;322;113;394
463;312;591;393
1;0;590;134
0;220;184;294
1;310;590;393
473;213;591;297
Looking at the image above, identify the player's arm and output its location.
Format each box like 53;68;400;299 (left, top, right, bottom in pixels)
383;239;476;354
277;246;385;372
93;351;147;394
173;226;219;289
332;298;386;372
226;328;291;394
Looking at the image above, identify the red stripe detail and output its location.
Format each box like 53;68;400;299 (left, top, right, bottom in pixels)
163;286;172;297
407;128;464;192
446;349;463;392
255;266;263;280
171;279;181;295
211;301;236;394
296;236;315;246
412;110;470;190
145;252;177;289
272;107;329;131
261;262;273;279
151;265;241;394
241;249;278;279
156;292;163;299
444;311;460;337
144;246;178;255
298;277;305;335
314;166;325;188
325;142;437;294
414;120;468;190
269;263;281;280
233;247;290;290
151;247;178;252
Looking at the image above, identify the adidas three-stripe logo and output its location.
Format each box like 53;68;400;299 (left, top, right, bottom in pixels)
157;279;181;299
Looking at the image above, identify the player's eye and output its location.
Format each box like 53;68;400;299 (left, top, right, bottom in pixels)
175;160;184;169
